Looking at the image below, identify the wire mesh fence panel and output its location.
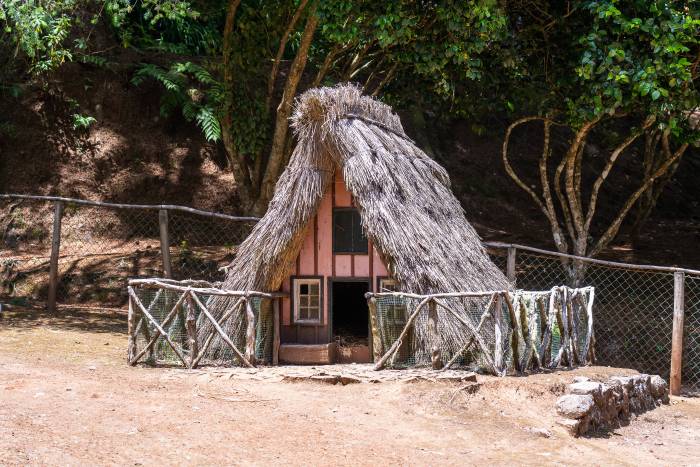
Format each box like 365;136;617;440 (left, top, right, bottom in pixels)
0;196;256;310
167;211;255;282
685;274;700;393
57;205;162;307
129;283;276;367
487;244;700;391
0;199;54;306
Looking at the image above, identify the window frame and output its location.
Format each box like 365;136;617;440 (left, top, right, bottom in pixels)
332;207;368;254
291;276;324;325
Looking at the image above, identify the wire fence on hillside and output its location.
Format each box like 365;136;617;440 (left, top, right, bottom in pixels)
0;195;255;309
0;194;698;392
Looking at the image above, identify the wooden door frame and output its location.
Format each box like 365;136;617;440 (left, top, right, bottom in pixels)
327;277;371;343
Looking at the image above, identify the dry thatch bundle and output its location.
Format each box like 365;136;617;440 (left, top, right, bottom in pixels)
201;84;510;360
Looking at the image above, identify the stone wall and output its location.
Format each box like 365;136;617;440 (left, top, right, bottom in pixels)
556;374;669;436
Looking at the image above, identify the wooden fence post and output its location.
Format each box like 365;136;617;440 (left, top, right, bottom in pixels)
368;297;383;362
493;293;504;374
245;298;256;365
507;246;517;283
670;271;685;396
186;292;198;369
127;292;135;364
159;209;172;278
47;201;64;314
273;298;280;366
428;299;442;369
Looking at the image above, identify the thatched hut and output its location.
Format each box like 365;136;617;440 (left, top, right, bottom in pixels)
207;84;509;364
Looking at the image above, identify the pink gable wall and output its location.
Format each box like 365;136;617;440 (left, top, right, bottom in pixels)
280;172;389;341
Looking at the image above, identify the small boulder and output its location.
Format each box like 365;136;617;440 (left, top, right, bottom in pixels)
556;394;595;419
649;375;669;404
568;381;603;400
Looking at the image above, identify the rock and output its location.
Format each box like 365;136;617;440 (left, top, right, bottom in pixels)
556;418;581;436
556;394;595;419
649;375;669;404
338;376;361;385
525;427;553;438
568;381;602;399
572;376;590;383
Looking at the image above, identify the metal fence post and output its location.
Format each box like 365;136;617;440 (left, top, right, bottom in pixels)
158;209;172;278
670;271;685;396
47;201;64;314
506;246;517;284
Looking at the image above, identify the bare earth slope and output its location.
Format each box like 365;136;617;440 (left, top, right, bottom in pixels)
1;308;699;466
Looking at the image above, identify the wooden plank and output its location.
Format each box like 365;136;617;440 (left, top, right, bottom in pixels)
186;293;198;368
670;271;685;396
493;294;504;374
158;209;172;278
127;293;136;364
47;201;63;314
368;296;382;362
245;299;257;364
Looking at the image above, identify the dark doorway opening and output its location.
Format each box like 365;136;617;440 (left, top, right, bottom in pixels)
331;280;369;346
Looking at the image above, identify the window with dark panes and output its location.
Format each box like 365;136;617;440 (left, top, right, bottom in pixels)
333;208;368;253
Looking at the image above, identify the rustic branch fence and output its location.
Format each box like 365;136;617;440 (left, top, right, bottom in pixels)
486;242;700;395
127;278;285;368
368;287;594;376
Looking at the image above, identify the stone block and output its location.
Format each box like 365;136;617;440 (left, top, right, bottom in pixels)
556;394;595;419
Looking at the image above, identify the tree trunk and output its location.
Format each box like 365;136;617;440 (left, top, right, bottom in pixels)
251;7;319;216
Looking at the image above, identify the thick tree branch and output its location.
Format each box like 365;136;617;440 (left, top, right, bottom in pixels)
254;3;319;215
563;119;599;241
503;116;568;252
554;152;576;244
583;116;655;232
371;61;399;97
589;142;689;257
265;0;310;110
219;0;254;205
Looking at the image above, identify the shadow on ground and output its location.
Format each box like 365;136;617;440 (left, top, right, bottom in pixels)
0;306;126;335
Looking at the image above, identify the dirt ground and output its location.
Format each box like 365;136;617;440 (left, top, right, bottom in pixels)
2;307;700;466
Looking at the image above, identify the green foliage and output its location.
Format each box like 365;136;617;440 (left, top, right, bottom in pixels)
572;1;700;129
132;61;223;141
502;1;699;137
0;0;78;75
71;113;96;130
318;1;508;97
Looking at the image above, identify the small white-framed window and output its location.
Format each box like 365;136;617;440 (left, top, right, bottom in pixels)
293;278;322;324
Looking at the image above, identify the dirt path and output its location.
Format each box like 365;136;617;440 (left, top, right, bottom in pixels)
2;308;700;466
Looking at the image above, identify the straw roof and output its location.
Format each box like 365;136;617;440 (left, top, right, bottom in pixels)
219;84;509;294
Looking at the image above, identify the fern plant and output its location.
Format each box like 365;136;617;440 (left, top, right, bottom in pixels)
132;61;223;142
72;113;96;130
